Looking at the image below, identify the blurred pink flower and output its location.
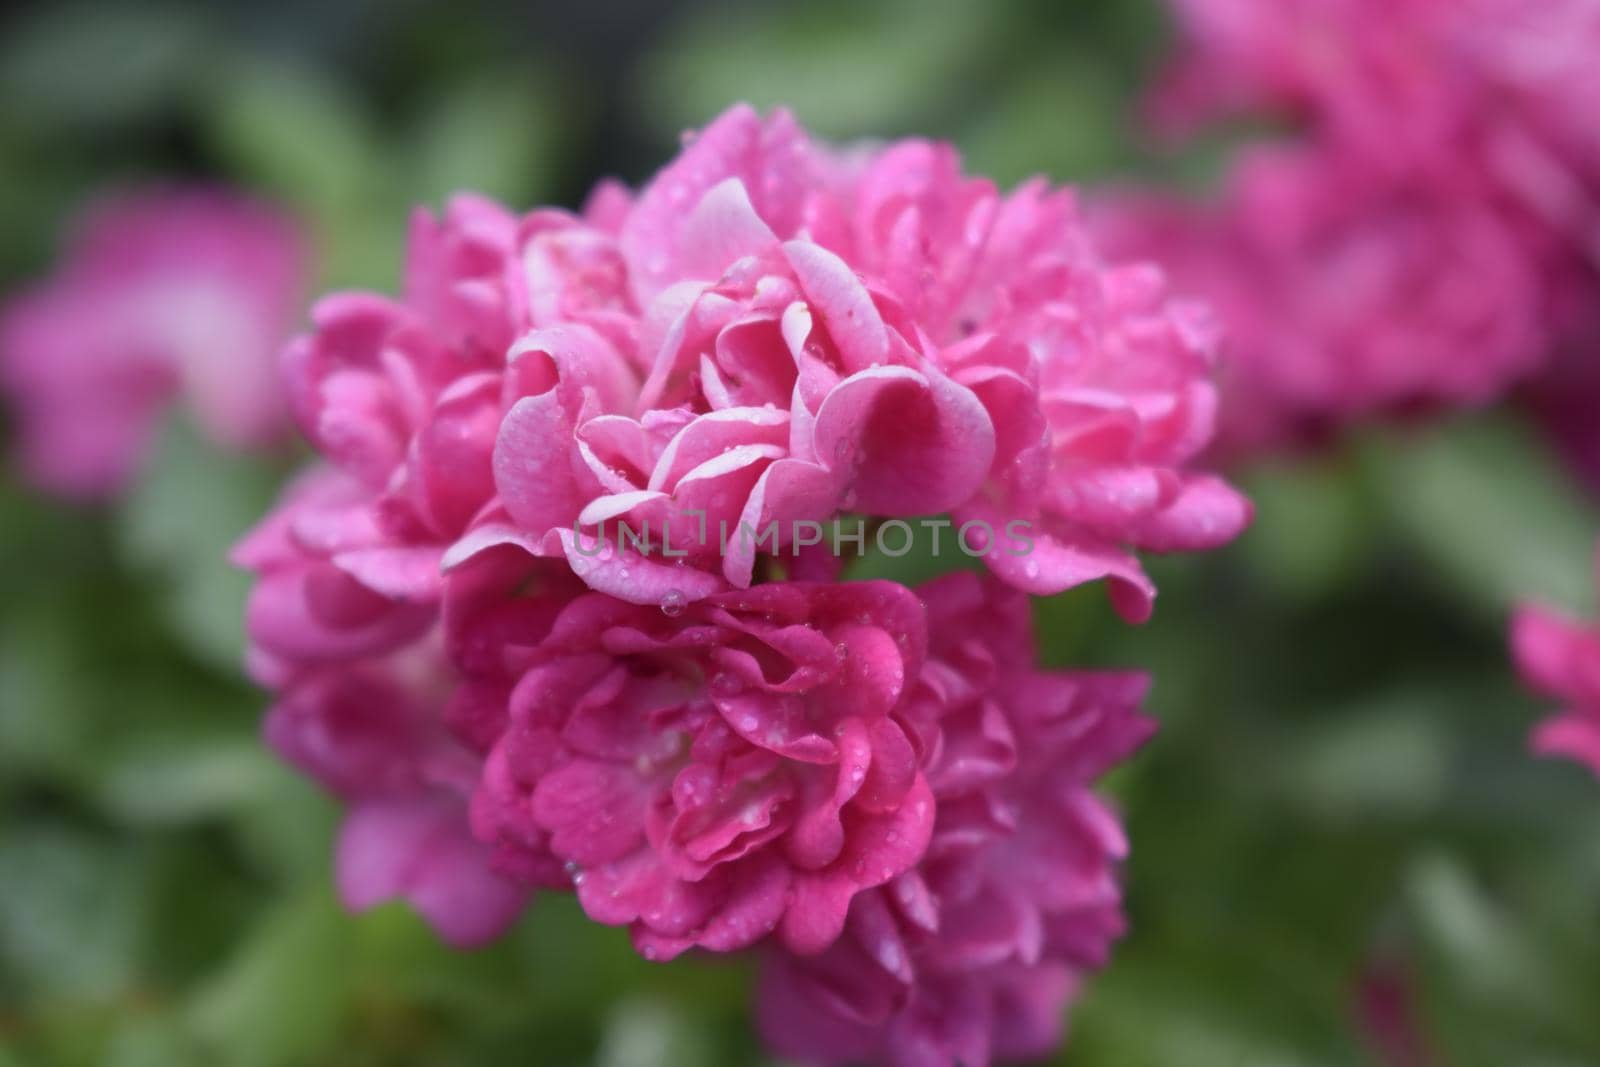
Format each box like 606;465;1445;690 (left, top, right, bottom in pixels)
756;573;1154;1067
265;647;529;947
1356;954;1435;1067
1153;0;1600;252
0;187;308;497
1512;555;1600;775
1527;337;1600;496
1099;144;1553;452
1109;0;1600;453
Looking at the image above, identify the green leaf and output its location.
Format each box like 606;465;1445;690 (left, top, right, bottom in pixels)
1235;453;1376;605
0;603;99;781
407;71;569;208
117;415;284;671
227;770;339;884
0;2;208;131
0;823;151;1001
636;0;998;141
93;731;281;826
200;57;402;290
1281;691;1451;823
1361;414;1599;618
962;60;1133;186
105;1015;209;1067
202;58;385;221
1405;854;1561;1028
595;998;719;1067
186;889;355;1067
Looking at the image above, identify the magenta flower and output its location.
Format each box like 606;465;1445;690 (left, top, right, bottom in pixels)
0;187;308;497
492;108;998;601
242;193;631;678
457;567;938;959
265;647;529;947
248;107;1242;641
1153;0;1600;236
233;111;1241;1048
480;105;1246;614
755;573;1154;1067
1099;144;1554;451
809;137;1250;617
1512;552;1600;775
1106;0;1600;453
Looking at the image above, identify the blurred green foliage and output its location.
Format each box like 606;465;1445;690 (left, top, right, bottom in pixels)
2;1;1599;1065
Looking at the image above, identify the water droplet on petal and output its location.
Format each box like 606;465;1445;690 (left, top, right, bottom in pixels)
660;588;686;617
878;942;903;974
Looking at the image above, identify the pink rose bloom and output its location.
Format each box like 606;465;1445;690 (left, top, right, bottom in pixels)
237;465;585;947
1511;548;1600;775
491;107;998;602
236;106;1244;960
0;187;308;497
1099;145;1552;451
242;192;635;680
756;573;1154;1067
453;558;939;960
481;105;1245;617
811;138;1250;617
265;646;530;947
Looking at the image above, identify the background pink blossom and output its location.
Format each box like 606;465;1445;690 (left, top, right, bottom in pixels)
0;188;308;497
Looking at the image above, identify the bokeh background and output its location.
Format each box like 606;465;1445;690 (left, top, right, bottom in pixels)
3;1;1599;1064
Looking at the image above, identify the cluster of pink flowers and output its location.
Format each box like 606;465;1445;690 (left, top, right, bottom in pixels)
756;576;1153;1065
235;104;1249;1063
1512;548;1600;777
1097;0;1600;453
0;188;308;497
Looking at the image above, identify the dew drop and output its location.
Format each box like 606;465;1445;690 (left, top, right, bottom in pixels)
660;588;687;617
878;942;903;974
